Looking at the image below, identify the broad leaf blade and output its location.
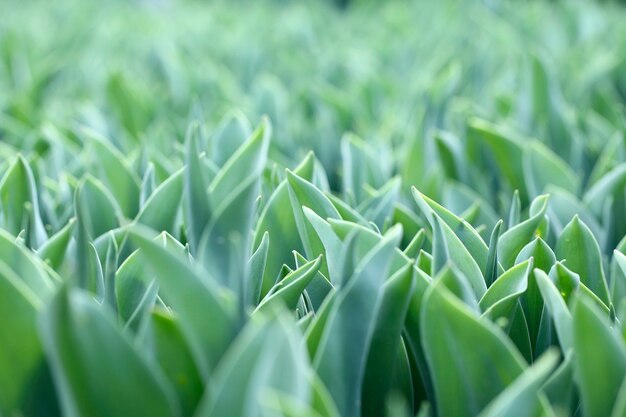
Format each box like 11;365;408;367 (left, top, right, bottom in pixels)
39;288;179;417
573;294;626;417
421;283;526;417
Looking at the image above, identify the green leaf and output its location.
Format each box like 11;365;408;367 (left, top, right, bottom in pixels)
480;259;532;322
555;215;611;304
259;391;326;417
358;177;401;230
584;163;626;215
431;214;486;299
327;218;410;281
139;163;156;207
534;269;573;351
0;155;47;248
403;229;425;259
550;262;611;315
523;141;578;197
542;352;576;416
573;294;626;417
207;119;269;206
421;282;526;417
91;226;133;266
75;176;122;239
611;250;626;305
210;110;252;167
362;263;416;417
38;218;76;271
545;186;603;242
294;251;333;312
195;311;310;417
0;259;45;415
478;350;559;417
498;194;549;269
548;262;580;304
508;190;521;229
309;372;341;417
416;250;432;275
485;219;503;287
611;377;626;417
301;208;346;285
199;119;270;291
393;203;426;249
253;153;315;297
248;231;269;306
102;231;119;311
588;131;624;186
436;265;480;312
115;250;158;332
326;218;410;278
287;169;341;274
304;289;338;356
401;109;427;193
392;340;416;413
149;309;204;416
256;257;322;315
468;118;527;202
85;242;105;299
104;72;151;140
341;133;388;204
515;238;556;350
183;123;211;254
86;129;141;217
129;227;237;378
435;130;466;181
135;168;183;235
327;192;370;226
0;229;56;299
313;226;402;417
39;288;179;417
507;305;533;364
442;181;500;237
516;238;555;273
412;187;492;276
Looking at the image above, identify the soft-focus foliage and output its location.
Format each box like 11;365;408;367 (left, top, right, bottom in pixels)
1;0;626;416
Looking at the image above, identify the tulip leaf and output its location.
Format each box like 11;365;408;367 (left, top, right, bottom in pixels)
555;215;611;304
498;195;549;269
39;288;179;417
573;295;626;417
421;282;526;417
129;227;237;378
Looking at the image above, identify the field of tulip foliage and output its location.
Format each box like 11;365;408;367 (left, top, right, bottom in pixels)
1;0;626;416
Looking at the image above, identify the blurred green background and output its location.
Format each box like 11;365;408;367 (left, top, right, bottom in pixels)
1;0;625;192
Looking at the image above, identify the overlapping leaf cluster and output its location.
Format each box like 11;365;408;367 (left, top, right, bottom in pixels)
2;0;626;416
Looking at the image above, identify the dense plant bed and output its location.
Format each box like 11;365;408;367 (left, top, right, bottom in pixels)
1;0;626;416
